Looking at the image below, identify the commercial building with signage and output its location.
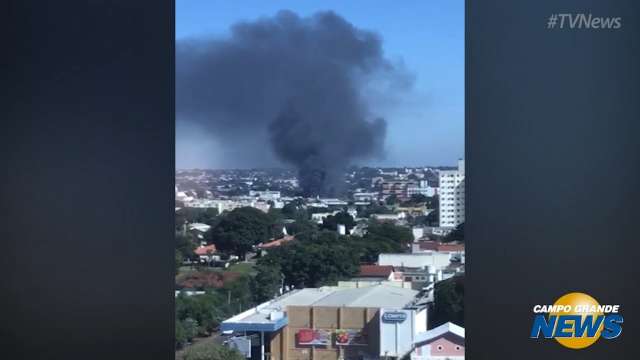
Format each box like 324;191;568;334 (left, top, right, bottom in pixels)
221;284;429;360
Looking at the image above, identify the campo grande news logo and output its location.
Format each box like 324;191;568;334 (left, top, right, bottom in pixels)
530;292;623;349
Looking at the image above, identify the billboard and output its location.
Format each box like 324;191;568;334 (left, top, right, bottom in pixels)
335;329;367;346
296;329;331;346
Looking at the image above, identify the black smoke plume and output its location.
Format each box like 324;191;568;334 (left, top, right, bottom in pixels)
177;10;411;196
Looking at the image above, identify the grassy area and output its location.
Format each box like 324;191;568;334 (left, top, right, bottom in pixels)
178;265;198;275
226;261;255;275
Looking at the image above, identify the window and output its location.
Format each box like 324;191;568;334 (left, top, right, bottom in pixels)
436;345;444;351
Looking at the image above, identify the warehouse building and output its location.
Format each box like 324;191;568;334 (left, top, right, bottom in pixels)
221;284;429;360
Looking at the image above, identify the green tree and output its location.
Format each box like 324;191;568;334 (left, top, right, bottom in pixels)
208;207;273;259
285;219;316;236
221;274;254;314
175;293;226;335
251;263;283;303
261;231;359;288
175;317;187;348
182;317;199;341
366;221;413;249
176;232;197;261
176;207;220;227
424;195;439;209
432;275;464;327
351;234;401;264
423;209;439;227
182;344;245;360
281;198;306;219
175;250;184;275
444;222;464;243
320;211;355;233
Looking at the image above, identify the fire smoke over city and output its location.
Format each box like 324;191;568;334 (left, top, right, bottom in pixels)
177;10;412;196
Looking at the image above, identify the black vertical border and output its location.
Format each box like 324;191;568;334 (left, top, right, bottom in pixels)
0;1;176;359
466;1;640;359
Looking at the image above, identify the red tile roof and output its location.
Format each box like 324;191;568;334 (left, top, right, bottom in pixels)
358;265;395;278
257;235;295;249
418;241;464;252
194;244;217;256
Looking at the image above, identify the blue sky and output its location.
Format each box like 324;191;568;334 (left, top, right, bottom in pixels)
176;0;464;168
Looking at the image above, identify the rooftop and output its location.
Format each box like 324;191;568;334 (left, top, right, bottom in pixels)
414;322;465;344
257;235;295;249
418;241;465;252
268;284;418;308
188;222;211;232
194;244;217;255
221;284;419;333
358;265;395;278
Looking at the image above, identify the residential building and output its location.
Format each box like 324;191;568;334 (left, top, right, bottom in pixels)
187;222;211;234
193;244;218;262
370;213;406;222
316;198;349;207
412;227;425;241
378;253;452;271
425;227;454;237
411;241;465;255
438;160;465;228
337;279;415;290
407;184;438;198
185;198;271;213
410;322;465;360
249;190;282;201
310;211;340;224
352;265;400;282
382;180;418;201
353;192;379;202
257;235;295;255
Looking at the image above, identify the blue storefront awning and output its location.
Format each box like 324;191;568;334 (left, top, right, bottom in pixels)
220;315;288;333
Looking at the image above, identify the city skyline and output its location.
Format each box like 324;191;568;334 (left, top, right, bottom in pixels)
176;162;461;171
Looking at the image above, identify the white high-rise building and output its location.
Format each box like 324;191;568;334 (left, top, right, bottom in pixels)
439;159;465;228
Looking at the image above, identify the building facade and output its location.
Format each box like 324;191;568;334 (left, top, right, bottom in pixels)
381;180;418;202
221;285;429;360
438;160;465;228
411;322;465;360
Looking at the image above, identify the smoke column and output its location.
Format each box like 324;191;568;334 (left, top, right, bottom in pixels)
177;10;411;195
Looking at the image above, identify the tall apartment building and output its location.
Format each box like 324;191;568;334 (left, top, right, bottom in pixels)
438;159;465;228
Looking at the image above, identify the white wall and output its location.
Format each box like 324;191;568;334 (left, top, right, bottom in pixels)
379;309;419;358
438;160;465;228
378;253;451;270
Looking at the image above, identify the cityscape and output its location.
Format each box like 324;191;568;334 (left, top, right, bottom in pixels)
175;2;463;359
175;161;465;360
